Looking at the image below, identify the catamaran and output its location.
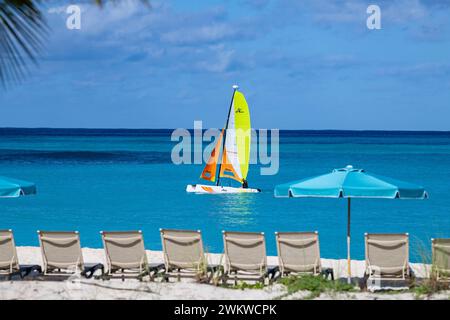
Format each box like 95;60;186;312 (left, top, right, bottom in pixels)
186;85;261;194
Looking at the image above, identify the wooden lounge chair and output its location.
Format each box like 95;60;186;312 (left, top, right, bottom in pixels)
0;229;41;280
222;231;278;285
432;238;450;282
160;229;219;282
275;231;333;280
364;233;411;281
38;230;104;278
101;230;163;280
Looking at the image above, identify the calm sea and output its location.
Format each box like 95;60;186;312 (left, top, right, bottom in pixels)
1;128;449;261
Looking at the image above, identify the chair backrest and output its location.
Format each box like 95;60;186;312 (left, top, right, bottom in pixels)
160;229;204;270
223;231;267;273
365;233;409;274
38;231;83;271
0;230;19;272
101;231;147;270
432;238;450;273
275;231;321;273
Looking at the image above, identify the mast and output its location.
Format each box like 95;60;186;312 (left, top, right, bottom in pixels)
216;85;238;186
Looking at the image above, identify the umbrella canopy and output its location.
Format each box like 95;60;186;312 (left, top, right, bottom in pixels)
275;165;427;199
0;176;37;198
274;165;427;283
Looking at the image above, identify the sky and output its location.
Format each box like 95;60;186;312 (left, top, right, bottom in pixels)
1;0;450;130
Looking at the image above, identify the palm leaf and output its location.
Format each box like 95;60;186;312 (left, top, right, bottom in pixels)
0;0;47;87
0;0;149;88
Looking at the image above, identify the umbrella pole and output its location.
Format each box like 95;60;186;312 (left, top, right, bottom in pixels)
347;198;351;284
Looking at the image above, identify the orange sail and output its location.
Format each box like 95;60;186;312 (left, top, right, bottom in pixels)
200;130;224;182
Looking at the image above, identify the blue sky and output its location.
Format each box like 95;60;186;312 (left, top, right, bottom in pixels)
1;0;450;130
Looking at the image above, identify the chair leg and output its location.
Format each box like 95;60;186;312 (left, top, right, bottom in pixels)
221;274;228;285
321;268;334;281
163;272;170;282
359;272;369;291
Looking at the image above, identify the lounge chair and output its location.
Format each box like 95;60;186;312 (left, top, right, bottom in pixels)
38;230;104;278
364;233;411;281
0;229;41;280
432;238;450;282
101;230;164;280
160;229;219;281
222;231;278;285
275;231;333;280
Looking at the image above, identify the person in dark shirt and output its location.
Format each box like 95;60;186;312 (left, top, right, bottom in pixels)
242;179;248;189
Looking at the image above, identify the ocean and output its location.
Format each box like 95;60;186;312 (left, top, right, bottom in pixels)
1;128;449;262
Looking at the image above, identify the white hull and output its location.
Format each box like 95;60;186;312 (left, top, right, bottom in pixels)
186;184;261;194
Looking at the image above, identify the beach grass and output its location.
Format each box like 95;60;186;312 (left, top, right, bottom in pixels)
278;275;355;299
227;282;266;290
412;278;449;298
408;237;450;298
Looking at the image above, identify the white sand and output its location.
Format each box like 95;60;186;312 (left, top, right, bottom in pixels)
0;246;447;300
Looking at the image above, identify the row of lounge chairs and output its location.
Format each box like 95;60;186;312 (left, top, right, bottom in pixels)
1;229;449;284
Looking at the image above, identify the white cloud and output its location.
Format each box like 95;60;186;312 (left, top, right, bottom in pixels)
42;0;450;78
161;23;239;45
42;0;268;75
47;5;67;14
195;45;235;73
376;62;450;80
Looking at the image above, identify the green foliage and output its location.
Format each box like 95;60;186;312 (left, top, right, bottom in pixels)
413;278;449;298
279;275;355;299
410;237;449;298
228;281;265;290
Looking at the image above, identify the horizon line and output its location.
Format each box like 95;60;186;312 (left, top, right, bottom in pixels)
0;127;450;133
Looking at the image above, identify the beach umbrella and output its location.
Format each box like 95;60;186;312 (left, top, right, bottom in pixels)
274;165;427;283
0;176;36;198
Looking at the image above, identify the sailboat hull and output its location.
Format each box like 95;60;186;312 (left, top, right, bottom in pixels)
186;184;261;194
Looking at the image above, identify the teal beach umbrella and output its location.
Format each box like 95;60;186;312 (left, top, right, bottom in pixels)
274;165;427;283
0;176;36;198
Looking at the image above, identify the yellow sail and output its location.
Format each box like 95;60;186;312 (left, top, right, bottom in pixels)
219;90;251;182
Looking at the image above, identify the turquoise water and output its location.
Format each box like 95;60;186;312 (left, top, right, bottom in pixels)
1;129;449;261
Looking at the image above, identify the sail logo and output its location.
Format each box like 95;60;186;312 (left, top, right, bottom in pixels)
235;108;245;114
171;121;279;176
